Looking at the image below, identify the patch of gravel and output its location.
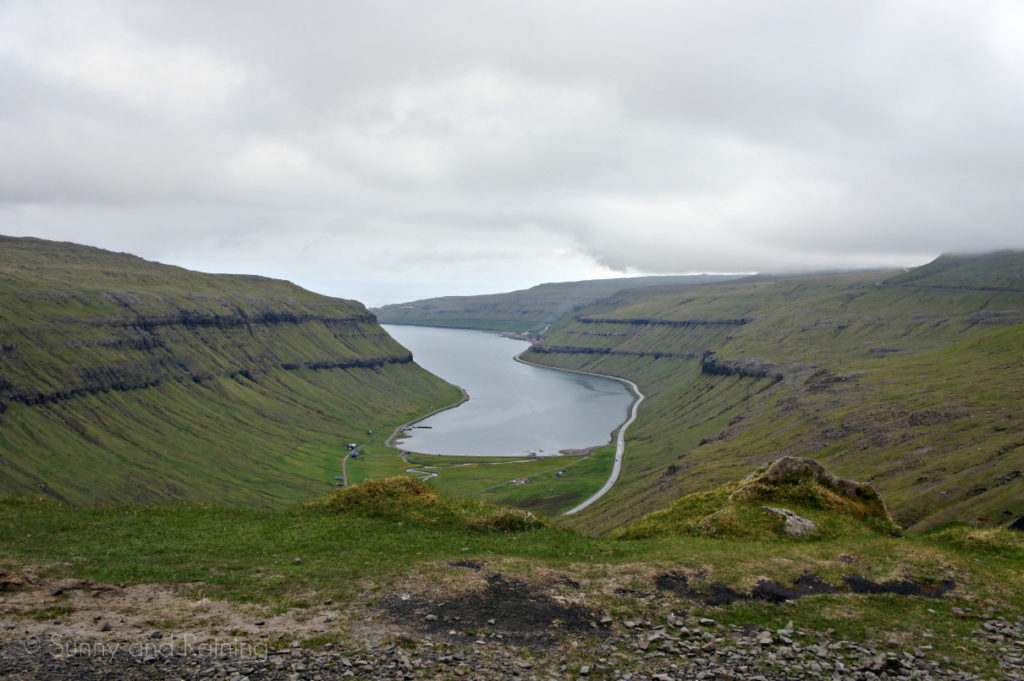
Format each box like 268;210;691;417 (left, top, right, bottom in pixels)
2;567;1021;680
3;612;1022;680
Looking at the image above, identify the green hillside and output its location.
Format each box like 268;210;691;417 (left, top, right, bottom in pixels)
373;274;737;333
0;236;461;506
885;250;1024;291
515;254;1024;533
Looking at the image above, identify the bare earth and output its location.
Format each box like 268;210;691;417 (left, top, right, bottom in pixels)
2;564;1022;680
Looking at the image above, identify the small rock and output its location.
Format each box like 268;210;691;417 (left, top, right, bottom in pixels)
50;587;64;596
150;630;163;639
762;506;818;537
579;664;590;675
293;558;302;565
699;618;716;627
425;614;438;621
99;621;112;632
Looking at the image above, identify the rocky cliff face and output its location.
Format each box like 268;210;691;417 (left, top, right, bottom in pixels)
0;305;411;410
0;237;414;410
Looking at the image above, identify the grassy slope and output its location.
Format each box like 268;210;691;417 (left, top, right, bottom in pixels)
0;236;461;505
346;447;618;517
520;259;1024;533
373;275;738;332
1;483;1021;678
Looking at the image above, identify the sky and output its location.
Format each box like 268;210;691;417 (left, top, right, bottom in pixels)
2;1;1023;306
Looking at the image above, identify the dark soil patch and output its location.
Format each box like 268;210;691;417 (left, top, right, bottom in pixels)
613;587;652;599
558;576;582;590
449;560;482;570
751;574;840;603
654;573;748;605
654;572;954;605
383;573;602;647
842;575;955;598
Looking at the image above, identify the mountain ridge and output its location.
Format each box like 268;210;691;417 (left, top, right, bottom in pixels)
374;274;740;332
0;235;460;506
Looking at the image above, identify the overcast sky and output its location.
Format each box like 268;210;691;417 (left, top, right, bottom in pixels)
2;1;1023;305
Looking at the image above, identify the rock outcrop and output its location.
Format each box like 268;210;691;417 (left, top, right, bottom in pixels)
740;456;894;524
616;456;899;540
700;351;785;381
762;506;819;537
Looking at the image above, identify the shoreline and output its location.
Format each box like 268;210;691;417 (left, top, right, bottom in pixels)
381;326;644;512
385;387;470;450
513;350;644;515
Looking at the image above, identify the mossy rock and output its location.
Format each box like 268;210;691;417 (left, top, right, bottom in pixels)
615;457;901;541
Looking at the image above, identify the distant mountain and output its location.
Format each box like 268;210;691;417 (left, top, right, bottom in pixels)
0;236;459;505
373;275;740;333
884;250;1024;291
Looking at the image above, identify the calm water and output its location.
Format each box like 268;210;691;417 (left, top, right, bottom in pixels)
384;325;635;456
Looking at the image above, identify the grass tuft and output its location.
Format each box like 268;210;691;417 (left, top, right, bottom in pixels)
306;477;547;532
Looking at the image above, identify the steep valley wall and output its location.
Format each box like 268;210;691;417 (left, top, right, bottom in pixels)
0;237;459;506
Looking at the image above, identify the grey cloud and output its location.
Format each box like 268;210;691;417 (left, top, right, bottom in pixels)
2;1;1024;304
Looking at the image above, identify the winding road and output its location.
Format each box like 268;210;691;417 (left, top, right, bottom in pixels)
512;353;644;516
370;343;644;515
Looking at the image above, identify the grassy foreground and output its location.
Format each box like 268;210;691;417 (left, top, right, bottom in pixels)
1;477;1022;677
